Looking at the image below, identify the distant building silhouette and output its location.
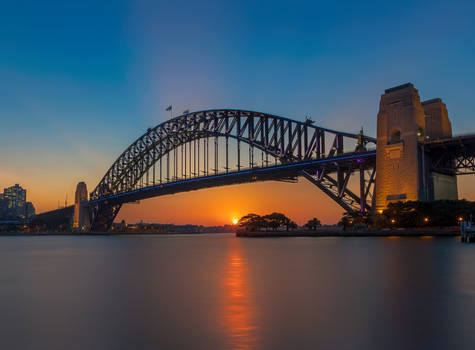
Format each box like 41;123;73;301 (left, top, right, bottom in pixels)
4;184;26;208
25;202;36;218
0;184;35;219
0;194;7;217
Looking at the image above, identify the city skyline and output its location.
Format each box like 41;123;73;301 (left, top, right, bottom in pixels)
2;1;475;225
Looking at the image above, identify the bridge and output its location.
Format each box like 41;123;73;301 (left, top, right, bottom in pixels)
84;110;377;231
59;83;475;231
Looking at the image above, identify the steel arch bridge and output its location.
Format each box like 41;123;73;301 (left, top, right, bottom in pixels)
87;109;377;231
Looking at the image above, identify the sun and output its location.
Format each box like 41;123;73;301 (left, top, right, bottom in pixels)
232;218;238;225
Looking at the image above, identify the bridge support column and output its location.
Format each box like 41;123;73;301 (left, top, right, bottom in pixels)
359;165;366;213
422;98;458;200
375;83;426;213
73;182;90;231
89;203;122;232
375;83;457;213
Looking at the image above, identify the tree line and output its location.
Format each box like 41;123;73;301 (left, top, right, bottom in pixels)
338;200;475;229
238;200;475;232
238;213;322;231
377;200;475;228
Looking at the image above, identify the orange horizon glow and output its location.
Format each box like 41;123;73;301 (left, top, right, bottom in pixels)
3;168;475;226
114;180;347;226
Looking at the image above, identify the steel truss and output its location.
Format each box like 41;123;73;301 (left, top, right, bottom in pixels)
89;109;376;231
454;156;475;175
425;135;475;175
301;164;376;213
430;152;475;175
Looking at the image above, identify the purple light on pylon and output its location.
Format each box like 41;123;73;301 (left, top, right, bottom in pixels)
356;158;362;163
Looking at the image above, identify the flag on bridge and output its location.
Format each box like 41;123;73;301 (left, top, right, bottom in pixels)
165;105;172;111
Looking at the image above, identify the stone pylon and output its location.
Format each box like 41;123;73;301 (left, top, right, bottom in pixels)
73;182;90;230
375;83;457;213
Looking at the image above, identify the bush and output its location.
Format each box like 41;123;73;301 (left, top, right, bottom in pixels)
379;200;475;228
304;218;321;230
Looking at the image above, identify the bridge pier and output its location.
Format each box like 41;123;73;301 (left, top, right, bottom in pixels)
73;182;90;231
89;203;121;232
422;98;458;200
375;83;458;213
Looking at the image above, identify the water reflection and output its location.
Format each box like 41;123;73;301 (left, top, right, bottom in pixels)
0;235;474;349
222;239;259;349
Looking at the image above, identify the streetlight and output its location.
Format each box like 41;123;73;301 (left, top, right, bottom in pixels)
424;217;429;223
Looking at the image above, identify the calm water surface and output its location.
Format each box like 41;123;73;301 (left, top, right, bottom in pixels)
0;234;474;349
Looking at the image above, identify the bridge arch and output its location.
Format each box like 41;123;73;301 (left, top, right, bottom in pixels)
88;109;376;231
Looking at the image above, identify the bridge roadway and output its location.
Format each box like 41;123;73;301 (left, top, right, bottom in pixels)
87;150;376;207
35;131;475;232
85;133;475;210
424;134;475;175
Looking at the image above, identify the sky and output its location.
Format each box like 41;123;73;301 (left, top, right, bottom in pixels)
1;0;475;225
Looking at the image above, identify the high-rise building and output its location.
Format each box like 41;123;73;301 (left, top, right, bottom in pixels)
0;184;35;219
3;184;26;209
25;202;36;219
0;195;8;218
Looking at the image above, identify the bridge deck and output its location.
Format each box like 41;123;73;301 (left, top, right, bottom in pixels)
424;134;475;175
88;151;376;206
424;134;475;149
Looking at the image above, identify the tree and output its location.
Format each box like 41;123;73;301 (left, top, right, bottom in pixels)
287;221;298;230
304;218;321;230
263;212;292;231
238;213;265;231
338;212;355;229
377;200;475;228
239;212;296;231
338;211;372;230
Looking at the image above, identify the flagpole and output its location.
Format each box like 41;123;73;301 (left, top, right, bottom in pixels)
166;105;173;119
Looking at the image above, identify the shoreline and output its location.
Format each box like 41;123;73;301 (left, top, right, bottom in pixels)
236;227;460;238
0;231;235;236
0;228;461;237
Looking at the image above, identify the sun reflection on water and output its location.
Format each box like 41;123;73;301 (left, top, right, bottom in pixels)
222;240;259;349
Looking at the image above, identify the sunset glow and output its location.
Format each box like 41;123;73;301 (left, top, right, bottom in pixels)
1;1;475;348
2;1;475;227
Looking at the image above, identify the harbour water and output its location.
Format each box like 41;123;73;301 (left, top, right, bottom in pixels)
0;234;474;349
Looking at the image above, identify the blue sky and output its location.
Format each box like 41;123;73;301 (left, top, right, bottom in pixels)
1;0;475;220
